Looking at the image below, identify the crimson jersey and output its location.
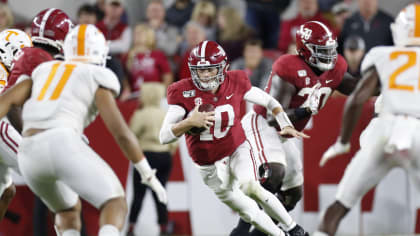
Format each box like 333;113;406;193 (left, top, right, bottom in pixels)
7;47;53;91
254;54;347;131
167;70;252;165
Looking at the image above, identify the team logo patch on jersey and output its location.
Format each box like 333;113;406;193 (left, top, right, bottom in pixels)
298;70;307;77
194;97;202;106
183;90;196;98
305;77;311;85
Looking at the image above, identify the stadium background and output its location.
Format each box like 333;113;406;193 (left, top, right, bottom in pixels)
0;0;419;235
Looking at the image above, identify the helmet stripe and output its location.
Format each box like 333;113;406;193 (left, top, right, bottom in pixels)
39;8;57;38
77;24;87;56
415;5;420;37
311;21;332;37
200;40;208;60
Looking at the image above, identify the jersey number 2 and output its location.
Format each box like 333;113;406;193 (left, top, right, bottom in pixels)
200;104;234;141
389;51;419;91
37;62;76;101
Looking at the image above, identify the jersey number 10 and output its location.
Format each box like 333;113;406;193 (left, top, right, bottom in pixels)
200;104;234;141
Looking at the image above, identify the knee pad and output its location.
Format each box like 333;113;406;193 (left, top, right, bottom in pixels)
258;162;285;193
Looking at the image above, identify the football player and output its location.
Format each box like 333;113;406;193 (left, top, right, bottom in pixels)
231;21;359;236
0;29;31;221
314;4;420;235
5;8;73;133
160;40;309;236
0;24;167;236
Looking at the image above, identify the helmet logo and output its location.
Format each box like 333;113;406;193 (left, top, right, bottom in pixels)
302;27;312;40
4;31;18;41
194;97;202;106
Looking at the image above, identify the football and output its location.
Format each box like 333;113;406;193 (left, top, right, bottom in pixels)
188;104;215;135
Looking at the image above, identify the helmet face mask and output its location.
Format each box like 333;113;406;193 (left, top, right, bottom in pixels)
188;40;228;91
306;41;337;71
296;21;338;71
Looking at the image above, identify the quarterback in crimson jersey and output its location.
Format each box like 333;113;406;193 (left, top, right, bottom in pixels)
160;40;309;236
232;21;359;236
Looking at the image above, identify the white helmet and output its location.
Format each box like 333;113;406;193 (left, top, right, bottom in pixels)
63;24;108;66
0;29;32;70
391;3;420;46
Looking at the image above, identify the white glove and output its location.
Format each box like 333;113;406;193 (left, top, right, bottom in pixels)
319;139;351;167
134;159;168;204
306;83;321;115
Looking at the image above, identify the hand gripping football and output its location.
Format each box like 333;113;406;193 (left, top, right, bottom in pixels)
188;104;215;135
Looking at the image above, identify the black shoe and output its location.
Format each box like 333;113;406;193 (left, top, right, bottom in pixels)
286;224;309;236
230;218;252;236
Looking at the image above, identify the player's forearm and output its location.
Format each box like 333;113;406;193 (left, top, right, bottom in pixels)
114;130;145;163
287;107;312;123
171;118;195;137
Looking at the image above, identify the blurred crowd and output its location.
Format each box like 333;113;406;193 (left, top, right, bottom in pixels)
0;0;399;101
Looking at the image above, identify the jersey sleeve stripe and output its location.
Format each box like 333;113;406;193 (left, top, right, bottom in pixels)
0;122;17;154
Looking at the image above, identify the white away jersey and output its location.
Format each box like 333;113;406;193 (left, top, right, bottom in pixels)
22;60;120;135
361;46;420;117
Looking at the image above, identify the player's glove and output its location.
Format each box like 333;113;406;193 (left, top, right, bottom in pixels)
134;158;168;204
301;83;321;115
319;138;351;167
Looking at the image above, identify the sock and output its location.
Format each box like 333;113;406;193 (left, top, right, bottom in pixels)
98;224;120;236
62;229;81;236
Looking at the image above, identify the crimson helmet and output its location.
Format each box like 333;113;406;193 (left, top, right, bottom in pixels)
31;8;73;52
296;21;337;71
188;40;228;91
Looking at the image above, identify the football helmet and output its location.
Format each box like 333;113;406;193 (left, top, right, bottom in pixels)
0;29;32;70
391;3;420;46
63;24;109;66
31;8;73;52
296;21;337;71
188;40;228;91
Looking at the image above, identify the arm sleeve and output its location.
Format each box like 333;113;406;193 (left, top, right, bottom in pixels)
109;27;132;54
159;105;186;144
243;86;282;111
